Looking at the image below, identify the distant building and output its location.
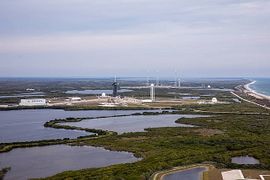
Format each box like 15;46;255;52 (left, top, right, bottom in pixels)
142;99;153;103
142;84;155;103
69;97;81;101
221;170;244;180
26;88;35;91
19;99;47;106
212;97;218;103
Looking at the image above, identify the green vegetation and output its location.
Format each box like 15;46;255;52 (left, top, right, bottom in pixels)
0;167;10;179
0;78;269;180
0;139;72;153
43;111;174;138
0;102;269;179
33;103;269;179
0;77;248;106
44;118;108;136
0;112;172;153
174;102;270;114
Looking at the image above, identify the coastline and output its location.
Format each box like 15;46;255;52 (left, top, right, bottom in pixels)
244;80;270;101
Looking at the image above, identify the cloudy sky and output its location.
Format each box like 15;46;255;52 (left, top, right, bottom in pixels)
0;0;269;77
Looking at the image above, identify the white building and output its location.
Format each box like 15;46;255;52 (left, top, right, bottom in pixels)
142;99;153;103
142;84;155;103
222;170;245;180
101;93;107;97
221;169;268;180
212;97;218;103
69;97;82;101
19;99;47;106
26;88;35;91
150;84;155;101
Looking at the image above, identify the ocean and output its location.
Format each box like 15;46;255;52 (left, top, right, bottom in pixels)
248;78;270;96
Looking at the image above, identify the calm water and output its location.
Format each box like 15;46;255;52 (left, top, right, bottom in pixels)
0;109;158;143
0;145;139;180
249;78;270;96
231;156;260;165
163;167;206;180
62;114;201;134
66;89;132;95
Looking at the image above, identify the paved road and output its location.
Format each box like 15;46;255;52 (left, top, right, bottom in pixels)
231;91;270;110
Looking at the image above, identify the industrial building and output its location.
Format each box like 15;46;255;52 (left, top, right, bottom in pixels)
69;97;82;101
112;77;119;97
19;99;47;106
142;84;156;103
222;169;270;180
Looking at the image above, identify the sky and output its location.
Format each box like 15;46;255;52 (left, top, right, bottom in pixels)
0;0;270;78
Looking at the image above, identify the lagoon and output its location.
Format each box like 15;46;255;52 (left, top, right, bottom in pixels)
62;114;201;134
0;145;139;180
231;156;260;165
0;109;157;143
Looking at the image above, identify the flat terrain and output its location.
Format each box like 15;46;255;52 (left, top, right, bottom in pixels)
1;78;269;179
36;102;270;179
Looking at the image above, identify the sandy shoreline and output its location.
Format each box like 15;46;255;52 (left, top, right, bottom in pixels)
244;81;270;101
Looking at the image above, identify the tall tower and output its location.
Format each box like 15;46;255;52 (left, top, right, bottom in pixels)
174;77;177;87
178;78;181;88
112;76;119;97
150;84;155;101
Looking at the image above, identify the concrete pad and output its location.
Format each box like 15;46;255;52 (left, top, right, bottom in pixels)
222;170;245;180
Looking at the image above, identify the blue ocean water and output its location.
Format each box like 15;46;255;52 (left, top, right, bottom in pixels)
249;78;270;96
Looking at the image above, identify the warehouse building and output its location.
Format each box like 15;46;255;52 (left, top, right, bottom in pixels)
19;99;47;106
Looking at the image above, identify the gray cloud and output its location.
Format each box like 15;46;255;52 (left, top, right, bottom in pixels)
0;0;269;77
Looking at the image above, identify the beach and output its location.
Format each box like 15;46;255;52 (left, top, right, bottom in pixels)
231;80;270;110
244;81;270;101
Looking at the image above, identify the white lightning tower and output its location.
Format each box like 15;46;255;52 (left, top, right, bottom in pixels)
150;84;155;102
174;70;177;87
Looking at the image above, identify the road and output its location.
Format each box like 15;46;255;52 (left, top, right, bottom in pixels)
231;91;270;110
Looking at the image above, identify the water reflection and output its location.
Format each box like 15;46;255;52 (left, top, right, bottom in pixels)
231;156;260;165
163;167;207;180
0;145;139;180
62;114;202;134
0;109;157;143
